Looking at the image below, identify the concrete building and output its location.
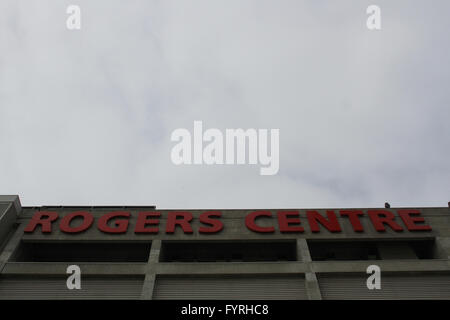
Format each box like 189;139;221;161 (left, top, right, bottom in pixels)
0;195;449;300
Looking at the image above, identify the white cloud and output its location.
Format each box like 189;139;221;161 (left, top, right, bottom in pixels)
0;0;449;208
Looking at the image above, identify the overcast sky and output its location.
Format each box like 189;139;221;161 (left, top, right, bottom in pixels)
0;0;449;209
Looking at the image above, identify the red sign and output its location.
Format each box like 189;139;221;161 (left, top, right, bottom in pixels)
24;209;431;234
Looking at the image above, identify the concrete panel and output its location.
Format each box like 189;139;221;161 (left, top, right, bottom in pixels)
0;275;144;300
318;273;450;300
153;274;307;300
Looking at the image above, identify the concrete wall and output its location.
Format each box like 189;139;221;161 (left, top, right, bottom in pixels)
0;196;449;299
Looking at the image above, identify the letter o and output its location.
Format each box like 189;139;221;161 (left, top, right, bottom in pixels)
60;211;94;233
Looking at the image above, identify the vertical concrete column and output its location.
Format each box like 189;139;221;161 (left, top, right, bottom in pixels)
0;224;26;273
0;195;21;247
435;237;450;260
0;195;22;216
297;238;312;262
0;195;22;273
297;238;322;300
140;239;161;300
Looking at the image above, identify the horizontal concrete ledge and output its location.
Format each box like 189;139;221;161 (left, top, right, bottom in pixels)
155;262;307;274
311;259;450;273
1;262;147;275
3;260;449;276
155;260;450;275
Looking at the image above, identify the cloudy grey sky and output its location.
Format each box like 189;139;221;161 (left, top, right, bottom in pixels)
0;0;449;208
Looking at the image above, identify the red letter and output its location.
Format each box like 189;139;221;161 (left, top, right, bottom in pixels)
24;211;58;233
398;209;432;231
277;211;304;233
199;211;223;233
368;210;403;232
307;210;341;233
245;211;274;233
166;212;193;234
98;211;130;234
135;211;160;234
340;210;364;232
60;211;94;233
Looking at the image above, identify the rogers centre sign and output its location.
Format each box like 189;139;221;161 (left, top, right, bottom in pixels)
24;209;432;234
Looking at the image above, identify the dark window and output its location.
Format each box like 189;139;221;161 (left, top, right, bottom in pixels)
308;241;380;261
11;242;151;262
160;240;297;262
409;240;436;259
308;239;437;261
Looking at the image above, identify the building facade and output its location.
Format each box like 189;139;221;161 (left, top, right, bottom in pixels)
0;195;449;300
